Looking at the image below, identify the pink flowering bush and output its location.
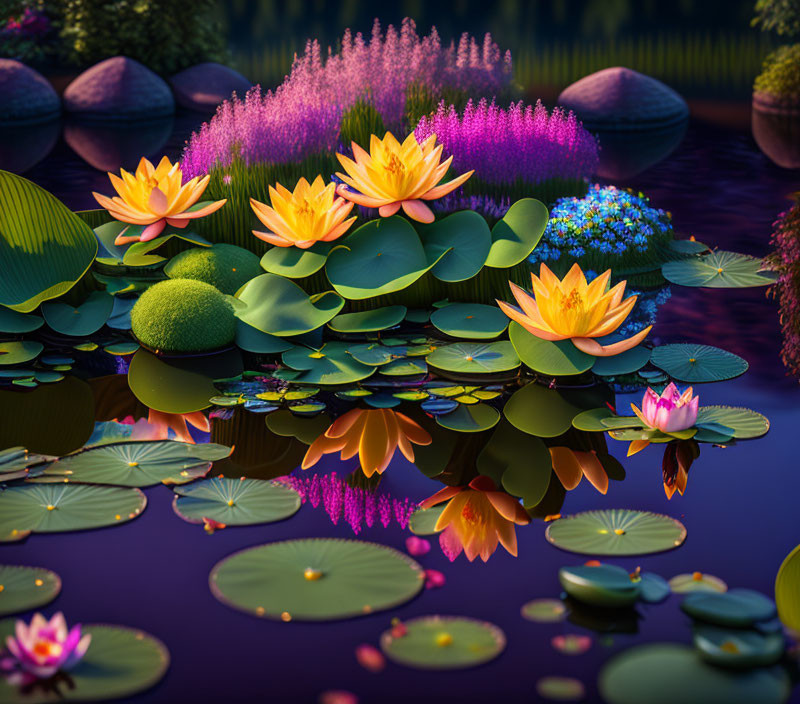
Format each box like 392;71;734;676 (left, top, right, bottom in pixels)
769;191;800;375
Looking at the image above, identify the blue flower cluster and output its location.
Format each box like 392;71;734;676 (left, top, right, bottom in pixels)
530;184;673;264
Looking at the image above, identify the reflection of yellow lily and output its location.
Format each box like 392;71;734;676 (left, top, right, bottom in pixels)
93;156;226;245
250;176;357;248
335;132;473;223
549;447;608;494
127;410;210;444
498;263;651;356
419;476;531;562
302;408;432;477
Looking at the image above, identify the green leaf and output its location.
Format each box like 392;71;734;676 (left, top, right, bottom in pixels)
41;290;114;337
650;343;748;383
0;565;61;616
282;342;375;384
0;170;98;312
0;340;43;366
0;306;44;334
260;241;332;278
379;357;427;376
695;406;769;439
572;407;616;431
436;403;500;432
485;198;549;268
408;505;445;535
328;305;407;333
265;410;331;445
504;381;585;438
426;341;520;374
509;321;594;376
592;345;651;376
122;230;210;267
776;543;800;632
662;250;777;288
417;210;492;282
430;303;509;339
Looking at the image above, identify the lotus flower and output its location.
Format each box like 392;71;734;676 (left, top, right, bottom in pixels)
335;132;474;223
497;263;651;356
302;408;432;478
631;383;699;433
1;613;90;683
250;176;357;248
92;156;226;245
419;476;531;562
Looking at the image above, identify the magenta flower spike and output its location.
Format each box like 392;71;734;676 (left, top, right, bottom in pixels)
631;383;700;433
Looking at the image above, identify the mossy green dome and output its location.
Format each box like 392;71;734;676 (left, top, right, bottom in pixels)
754;44;800;100
131;279;236;353
164;244;262;295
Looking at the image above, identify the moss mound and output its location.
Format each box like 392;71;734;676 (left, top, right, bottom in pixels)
131;279;236;353
754;44;800;100
165;244;262;295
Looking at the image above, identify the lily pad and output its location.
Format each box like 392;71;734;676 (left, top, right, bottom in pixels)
0;565;61;616
536;676;586;701
210;538;425;621
173;477;300;526
235;322;294;354
504;382;584;438
0;341;43;366
417;210;492;282
0;483;146;542
521;598;568;623
650;344;748;383
681;589;777;628
260;241;331;278
435;403;500;433
693;624;784;669
572;407;615;432
348;343;404;366
559;563;640;608
408;505;445;536
662;250;777;288
379;615;506;670
509;322;594;376
103;341;139;356
236;273;344;336
379;357;427;376
41;291;114;337
430;303;509;339
545;509;687;556
592;346;652;376
637;572;671;604
265;410;331;445
670;572;728;594
0;307;44;334
122;230;210;267
426;341;519;374
694;406;769;439
328;306;407;333
776;543;800;632
485;198;549;268
282;343;375;384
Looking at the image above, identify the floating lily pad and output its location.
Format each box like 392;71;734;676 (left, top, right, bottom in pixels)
650;344;748;383
103;341;139;356
430;303;509;339
235;322;294;354
210;538;425;621
417;210;492;282
122;230;210;267
347;343;403;366
0;565;61;616
504;382;584;438
236;273;344;336
559;564;641;608
598;643;791;704
173;477;300;526
485;198;549;268
776;543;800;632
521;598;568;623
0;307;44;334
282;343;375;384
545;510;687;556
421;397;459;416
408;505;445;536
509;322;594;376
662;250;777;288
670;572;728;593
0;341;43;366
260;241;331;278
328;306;407;333
379;615;506;670
0;621;170;703
682;589;777;628
0;483;146;542
44;440;230;487
637;572;671;604
379;357;427;376
572;407;615;432
693;624;784;669
536;676;586;701
106;296;136;330
41;291;114;337
694;406;769;439
435;403;500;433
592;346;652;377
427;341;519;374
669;238;710;254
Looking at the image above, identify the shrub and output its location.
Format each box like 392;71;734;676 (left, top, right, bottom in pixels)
164;244;261;295
752;0;800;37
131;279;236;353
0;1;58;66
754;43;800;97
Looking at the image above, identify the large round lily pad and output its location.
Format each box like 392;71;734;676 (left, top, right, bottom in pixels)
0;621;170;703
328;306;407;333
694;406;769;439
776;543;800;632
509;322;594;376
426;341;519;374
650;344;748;383
430;303;509;339
379;615;506;669
417;210;492;282
0;340;43;366
545;509;687;556
210;538;425;621
485;198;549;268
173;477;301;526
282;343;375;384
0;483;146;542
0;307;44;334
693;624;784;669
504;382;584;438
681;589;777;628
598;643;791;704
0;564;61;615
41;291;114;337
662;250;777;288
435;403;500;433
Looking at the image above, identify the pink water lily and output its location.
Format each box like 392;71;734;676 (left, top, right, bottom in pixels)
2;613;90;683
631;383;699;433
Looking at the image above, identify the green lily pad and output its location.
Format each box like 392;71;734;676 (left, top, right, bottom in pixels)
417;210;492;282
662;250;777;288
408;505;445;536
0;171;98;313
41;291;114;337
693;624;784;668
379;357;427;376
638;572;671;603
682;589;777;628
328;305;407;333
103;341;140;356
173;477;300;526
536;676;586;701
430;303;509;339
44;440;230;487
504;382;584;438
669;238;710;254
325;216;444;299
426;341;519;374
0;565;61;616
0;483;146;542
122;230;210;267
259;241;331;278
380;615;506;670
235;321;294;354
0;447;50;481
509;322;594;376
435;403;500;432
572;407;615;432
545;509;687;556
776;543;800;632
236;273;344;336
521;599;568;623
0;307;44;334
485;198;549;268
210;538;425;621
695;406;769;439
265;410;331;445
559;563;641;608
282;343;375;384
650;344;748;383
0;621;170;703
599;643;791;704
348;343;404;366
670;573;728;594
0;341;43;366
592;346;652;376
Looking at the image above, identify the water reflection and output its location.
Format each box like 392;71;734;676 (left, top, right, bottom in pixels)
0;120;60;173
751;107;800;170
595;122;688;180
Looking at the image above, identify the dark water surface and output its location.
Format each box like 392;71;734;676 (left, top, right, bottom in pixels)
4;112;800;703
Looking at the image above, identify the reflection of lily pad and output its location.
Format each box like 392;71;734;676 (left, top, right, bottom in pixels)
235;322;294;354
430;303;509;339
485;198;549;268
0;307;44;334
559;563;640;608
41;291;114;337
0;340;43;366
545;509;687;556
408;505;445;535
417;210;491;282
380;615;506;670
650;344;748;383
436;403;500;432
682;589;777;628
0;565;61;616
693;624;784;668
282;343;375;384
426;341;519;374
265;410;331;445
210;538;424;621
662;250;777;288
776;544;800;632
509;322;594;376
695;406;769;439
328;305;407;333
260;241;331;278
504;382;584;438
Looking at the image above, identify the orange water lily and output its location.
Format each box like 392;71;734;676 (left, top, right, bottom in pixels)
302;408;432;477
335;132;473;223
498;263;652;356
250;176;357;248
419;476;531;562
124;410;209;444
549;447;608;494
93;156;226;245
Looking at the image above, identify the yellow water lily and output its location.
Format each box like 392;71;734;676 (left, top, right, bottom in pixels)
497;263;652;357
250;176;357;249
93;156;226;245
335;132;473;223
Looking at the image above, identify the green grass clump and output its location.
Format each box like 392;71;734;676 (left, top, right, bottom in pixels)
131;279;236;353
754;43;800;98
165;244;261;295
339;100;387;149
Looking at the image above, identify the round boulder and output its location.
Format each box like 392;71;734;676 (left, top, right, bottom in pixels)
558;67;689;131
169;62;252;112
0;59;60;125
63;56;174;121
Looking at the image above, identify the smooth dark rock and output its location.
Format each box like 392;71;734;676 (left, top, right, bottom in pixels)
169;62;252;112
0;59;60;125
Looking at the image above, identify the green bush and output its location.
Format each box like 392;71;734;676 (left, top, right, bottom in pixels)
754;43;800;97
131;278;236;353
753;0;800;37
164;244;261;295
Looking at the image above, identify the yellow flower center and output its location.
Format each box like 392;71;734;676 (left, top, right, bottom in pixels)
294;197;315;218
33;640;61;658
461;498;485;526
384;153;406;176
561;288;584;312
